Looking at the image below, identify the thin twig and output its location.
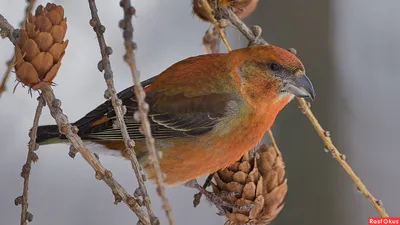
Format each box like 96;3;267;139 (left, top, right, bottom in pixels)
200;0;232;51
297;98;388;216
217;6;388;217
266;129;281;156
202;28;220;54
219;7;267;46
192;173;214;207
0;56;15;97
87;0;160;224
0;14;18;44
0;0;35;98
16;96;44;225
0;14;17;98
20;0;35;28
119;1;174;224
40;86;151;224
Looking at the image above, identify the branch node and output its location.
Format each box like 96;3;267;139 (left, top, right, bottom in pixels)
21;164;31;178
30;152;39;163
52;99;61;108
0;30;7;39
104;170;113;178
119;19;126;29
68;151;76;159
97;60;104;72
33;143;39;151
95;171;104;180
26;211;33;222
116;99;122;106
287;47;297;55
68;145;78;159
105;46;113;55
123;148;132;157
89;19;96;27
70;126;78;134
14;196;23;206
150;217;160;225
59;125;68;135
93;152;100;160
98;25;105;34
127;197;137;207
251;25;262;37
133;111;140;122
134;187;143;197
127;6;136;15
112;120;121;129
121;105;127;115
114;194;122;205
324;130;331;137
248;25;263;46
103;89;110;99
157;150;163;159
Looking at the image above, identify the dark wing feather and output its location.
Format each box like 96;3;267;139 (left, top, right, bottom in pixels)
73;77;236;141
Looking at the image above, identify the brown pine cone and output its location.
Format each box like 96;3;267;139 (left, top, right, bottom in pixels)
212;144;287;225
14;3;68;90
192;0;259;22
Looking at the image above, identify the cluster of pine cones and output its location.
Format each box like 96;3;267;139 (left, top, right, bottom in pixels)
212;144;287;225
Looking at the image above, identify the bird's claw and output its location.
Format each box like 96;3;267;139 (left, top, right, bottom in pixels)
219;190;240;198
185;179;254;215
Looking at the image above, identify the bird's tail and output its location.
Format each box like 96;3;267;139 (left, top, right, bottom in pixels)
36;125;67;145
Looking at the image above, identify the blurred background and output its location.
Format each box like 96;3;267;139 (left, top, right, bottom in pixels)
0;0;399;224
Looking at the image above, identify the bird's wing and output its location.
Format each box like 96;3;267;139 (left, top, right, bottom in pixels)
74;77;238;141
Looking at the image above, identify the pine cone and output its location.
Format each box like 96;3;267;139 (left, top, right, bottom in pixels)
14;3;68;90
212;144;287;225
192;0;258;22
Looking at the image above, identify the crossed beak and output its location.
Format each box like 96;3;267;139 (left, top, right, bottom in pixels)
283;74;316;101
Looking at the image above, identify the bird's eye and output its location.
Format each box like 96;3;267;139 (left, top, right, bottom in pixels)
269;63;281;72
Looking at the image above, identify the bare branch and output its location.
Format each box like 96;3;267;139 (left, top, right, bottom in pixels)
16;97;44;225
219;7;267;46
266;129;281;156
297;98;388;217
118;0;174;224
88;0;168;224
0;56;15;97
200;0;232;51
41;86;151;224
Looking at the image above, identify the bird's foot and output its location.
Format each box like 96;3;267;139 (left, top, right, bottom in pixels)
184;179;254;215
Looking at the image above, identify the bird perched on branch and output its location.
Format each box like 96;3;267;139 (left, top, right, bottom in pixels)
36;45;314;187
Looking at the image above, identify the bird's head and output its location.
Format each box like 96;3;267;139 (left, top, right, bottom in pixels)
232;45;315;103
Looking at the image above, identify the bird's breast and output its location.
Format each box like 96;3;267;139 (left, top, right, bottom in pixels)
145;95;293;185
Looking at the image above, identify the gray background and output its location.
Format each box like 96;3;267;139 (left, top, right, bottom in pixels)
1;0;399;225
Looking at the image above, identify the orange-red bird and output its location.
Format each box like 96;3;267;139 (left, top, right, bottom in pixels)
36;45;315;185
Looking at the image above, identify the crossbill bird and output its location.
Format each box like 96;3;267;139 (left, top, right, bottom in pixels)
36;45;315;186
